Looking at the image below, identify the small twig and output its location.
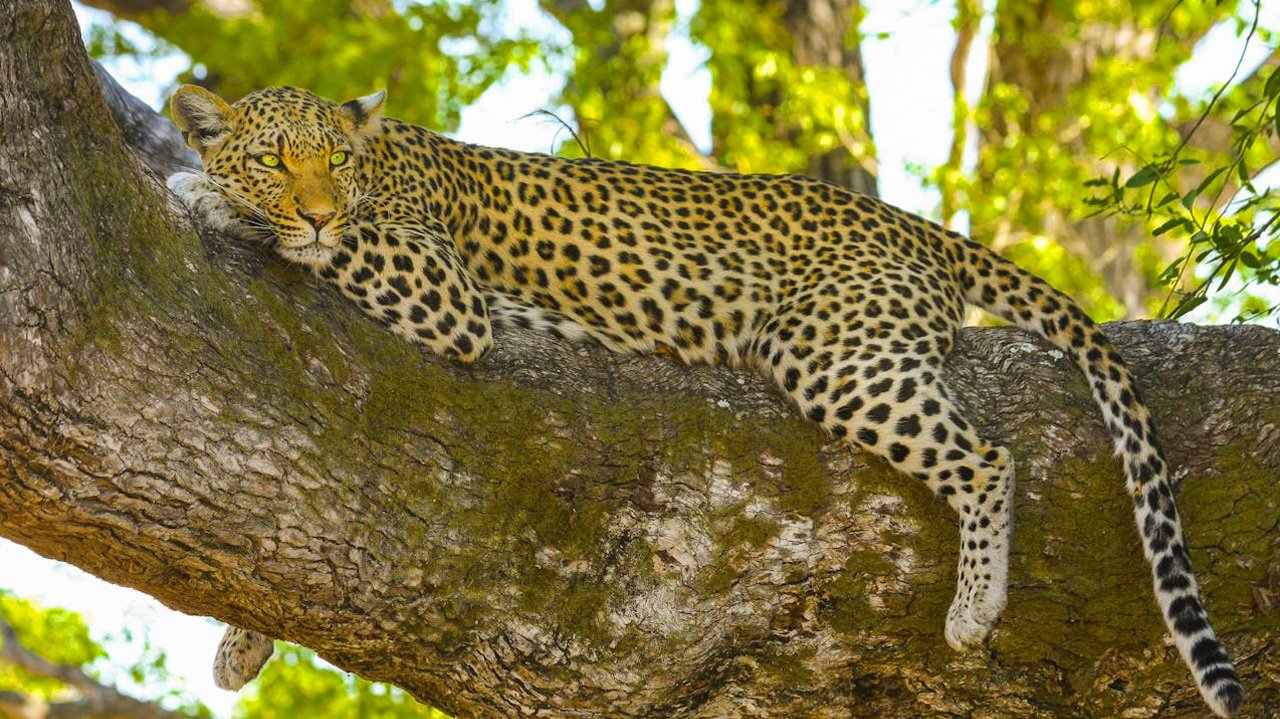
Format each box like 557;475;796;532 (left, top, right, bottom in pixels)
519;109;592;157
1168;0;1262;163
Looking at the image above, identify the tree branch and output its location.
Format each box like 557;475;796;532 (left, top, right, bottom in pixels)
90;60;198;178
0;620;97;696
0;618;185;719
1;2;1278;718
1174;47;1280;208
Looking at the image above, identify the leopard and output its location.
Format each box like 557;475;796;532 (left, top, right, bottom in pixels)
166;83;1242;717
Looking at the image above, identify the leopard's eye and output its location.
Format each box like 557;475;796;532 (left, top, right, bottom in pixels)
257;153;282;168
329;150;348;167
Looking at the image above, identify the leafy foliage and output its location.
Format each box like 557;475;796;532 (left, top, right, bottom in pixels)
1086;31;1280;321
86;0;541;131
236;645;448;719
0;590;447;719
539;0;702;166
0;591;211;716
935;0;1266;320
0;591;105;698
692;0;874;176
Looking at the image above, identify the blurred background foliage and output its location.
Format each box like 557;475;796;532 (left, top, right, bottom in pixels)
11;0;1277;716
77;0;1280;324
0;590;213;718
235;646;447;719
0;591;446;718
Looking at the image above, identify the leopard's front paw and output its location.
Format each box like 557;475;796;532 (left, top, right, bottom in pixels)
166;170;209;203
212;626;276;691
166;171;259;239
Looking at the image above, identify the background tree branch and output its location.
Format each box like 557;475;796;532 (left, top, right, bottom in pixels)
1;2;1278;717
0;616;184;719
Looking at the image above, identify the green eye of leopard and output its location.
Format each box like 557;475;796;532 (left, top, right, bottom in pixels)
257;153;281;168
329;151;348;167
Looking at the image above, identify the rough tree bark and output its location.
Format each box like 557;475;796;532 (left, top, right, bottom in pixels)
1;2;1278;718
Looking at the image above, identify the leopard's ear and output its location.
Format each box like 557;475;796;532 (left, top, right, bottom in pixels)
338;89;386;135
170;85;234;155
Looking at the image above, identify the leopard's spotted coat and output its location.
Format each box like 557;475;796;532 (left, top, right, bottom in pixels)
168;85;1242;717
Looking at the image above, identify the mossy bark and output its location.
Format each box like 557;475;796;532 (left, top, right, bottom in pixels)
1;3;1278;717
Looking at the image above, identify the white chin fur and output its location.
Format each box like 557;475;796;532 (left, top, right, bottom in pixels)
278;243;336;265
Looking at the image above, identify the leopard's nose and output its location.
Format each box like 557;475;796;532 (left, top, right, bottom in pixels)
298;208;336;230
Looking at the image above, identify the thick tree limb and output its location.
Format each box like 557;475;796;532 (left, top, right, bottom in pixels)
89;61;198;178
1;2;1278;718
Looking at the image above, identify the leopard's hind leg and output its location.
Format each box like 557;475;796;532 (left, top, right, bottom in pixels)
828;371;1014;649
758;298;1012;649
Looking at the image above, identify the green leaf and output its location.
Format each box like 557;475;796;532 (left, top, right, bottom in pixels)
1125;165;1158;188
1169;294;1207;319
1183;167;1227;209
1218;258;1238;290
1159;258;1184;281
1152;217;1186;236
1266;67;1280;100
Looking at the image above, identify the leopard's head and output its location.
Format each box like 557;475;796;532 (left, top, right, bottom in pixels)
171;85;384;263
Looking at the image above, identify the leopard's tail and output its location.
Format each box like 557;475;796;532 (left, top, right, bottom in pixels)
955;237;1242;717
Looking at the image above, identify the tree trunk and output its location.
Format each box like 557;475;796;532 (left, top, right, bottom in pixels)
1;3;1278;718
539;0;710;168
782;0;877;195
980;4;1156;318
699;0;877;195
